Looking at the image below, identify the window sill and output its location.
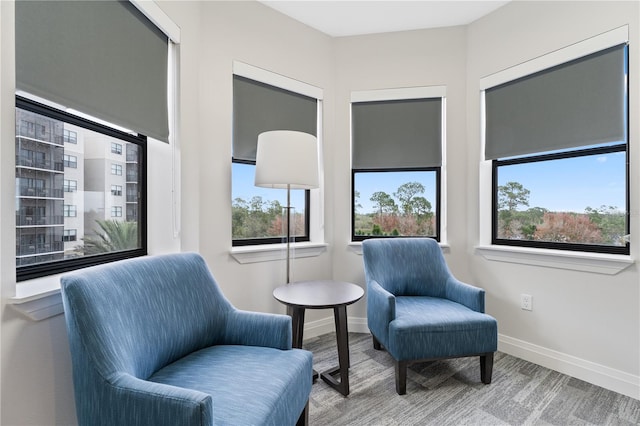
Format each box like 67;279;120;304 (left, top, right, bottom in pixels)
475;245;633;275
230;242;328;264
8;275;65;321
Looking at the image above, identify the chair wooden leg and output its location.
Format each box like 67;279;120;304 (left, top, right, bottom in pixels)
372;335;382;350
296;401;309;426
395;360;407;395
480;353;494;384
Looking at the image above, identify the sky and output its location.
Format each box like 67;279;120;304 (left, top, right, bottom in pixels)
232;163;306;211
233;149;626;215
497;150;626;213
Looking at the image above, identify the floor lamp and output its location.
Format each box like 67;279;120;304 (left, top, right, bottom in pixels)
254;130;319;283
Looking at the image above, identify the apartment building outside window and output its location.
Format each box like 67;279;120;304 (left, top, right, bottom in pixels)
14;0;173;281
15;99;147;280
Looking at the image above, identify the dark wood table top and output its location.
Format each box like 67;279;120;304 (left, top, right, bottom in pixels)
273;280;364;309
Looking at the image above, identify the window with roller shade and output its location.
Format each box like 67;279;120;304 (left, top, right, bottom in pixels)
13;0;171;281
232;74;319;246
485;44;629;254
351;90;444;241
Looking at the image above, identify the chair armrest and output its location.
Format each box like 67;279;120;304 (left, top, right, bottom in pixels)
223;309;292;350
445;276;485;313
367;279;396;345
107;373;213;425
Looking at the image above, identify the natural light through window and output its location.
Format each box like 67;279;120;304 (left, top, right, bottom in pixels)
15;100;145;280
484;35;628;255
494;145;627;249
232;162;307;242
353;170;438;239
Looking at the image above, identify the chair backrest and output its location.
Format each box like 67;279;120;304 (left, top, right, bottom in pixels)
61;252;233;380
362;238;452;297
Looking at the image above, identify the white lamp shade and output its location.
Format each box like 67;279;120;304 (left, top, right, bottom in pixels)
254;130;320;189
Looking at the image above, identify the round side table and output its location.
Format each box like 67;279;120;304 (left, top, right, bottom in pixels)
273;280;364;396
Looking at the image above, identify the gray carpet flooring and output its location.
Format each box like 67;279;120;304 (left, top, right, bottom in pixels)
305;332;640;425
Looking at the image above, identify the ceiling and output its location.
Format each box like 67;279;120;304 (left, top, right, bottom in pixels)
258;1;511;37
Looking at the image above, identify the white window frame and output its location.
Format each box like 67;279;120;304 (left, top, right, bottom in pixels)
348;86;448;251
476;26;633;275
230;61;327;264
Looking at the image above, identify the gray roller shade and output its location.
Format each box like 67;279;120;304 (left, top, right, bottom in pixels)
233;75;317;162
16;0;169;143
485;44;626;160
352;98;442;170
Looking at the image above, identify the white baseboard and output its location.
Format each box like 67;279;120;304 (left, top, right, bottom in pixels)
499;333;640;400
302;318;639;401
302;315;369;340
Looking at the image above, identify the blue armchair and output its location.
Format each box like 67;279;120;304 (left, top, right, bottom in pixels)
60;252;313;426
362;238;497;395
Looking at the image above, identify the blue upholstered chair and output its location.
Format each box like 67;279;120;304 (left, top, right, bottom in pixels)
60;252;313;426
362;238;497;395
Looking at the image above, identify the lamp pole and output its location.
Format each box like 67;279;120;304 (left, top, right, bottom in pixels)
286;184;291;283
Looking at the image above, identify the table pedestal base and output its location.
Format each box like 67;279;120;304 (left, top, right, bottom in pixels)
289;305;352;396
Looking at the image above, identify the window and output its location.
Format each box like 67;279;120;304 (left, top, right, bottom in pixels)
63;229;77;242
13;0;177;283
111;163;122;176
63;154;77;169
484;43;628;254
351;88;445;241
111;142;122;155
63;204;77;217
111;206;123;217
63;179;77;192
231;68;319;246
63;129;77;144
354;171;439;239
111;185;122;196
15;98;147;281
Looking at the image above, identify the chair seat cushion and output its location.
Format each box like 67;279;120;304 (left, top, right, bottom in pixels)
149;345;312;426
388;296;497;361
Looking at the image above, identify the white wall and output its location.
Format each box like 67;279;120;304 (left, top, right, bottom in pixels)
331;26;471;321
466;1;639;397
191;1;335;320
0;1;638;424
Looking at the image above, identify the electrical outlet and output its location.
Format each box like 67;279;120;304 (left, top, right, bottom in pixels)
521;294;533;311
